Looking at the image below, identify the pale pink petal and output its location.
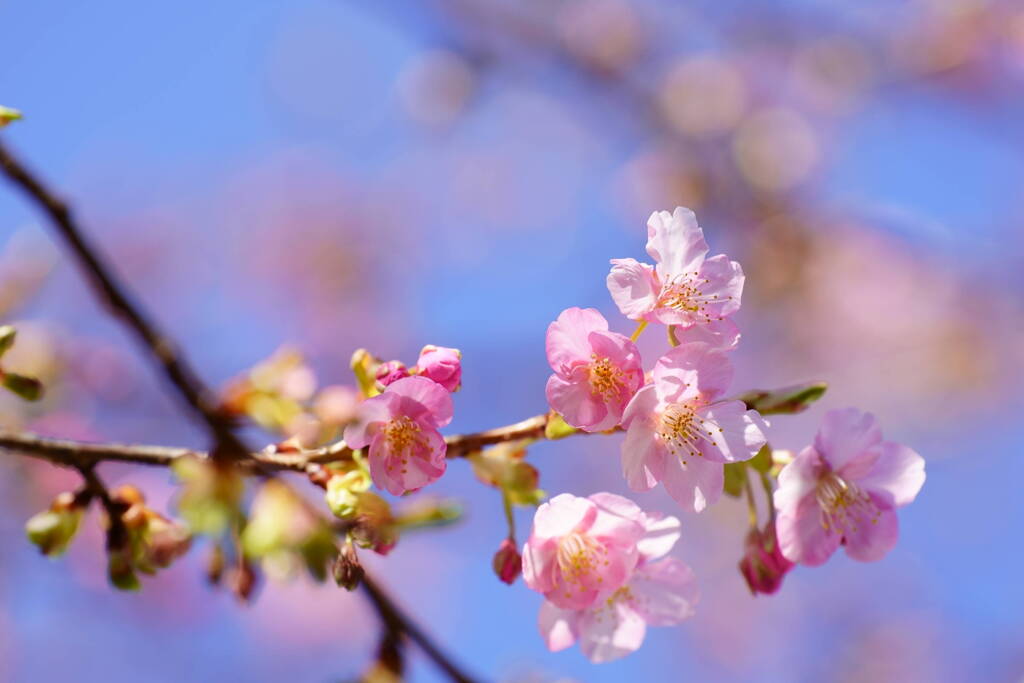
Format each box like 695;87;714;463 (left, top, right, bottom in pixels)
626;558;699;626
550;540;637;610
538;601;580;652
578;600;648;663
692;254;743;319
546;307;608;371
365;428;447;495
694;401;767;463
646;207;708;279
773;446;824;516
386;376;454;429
815;408;883;472
635;514;681;561
522;538;556;594
857;442;926;508
653;343;734;404
842;501;899;562
661;454;723;513
342;393;399;448
366;432;405;496
546;373;610;432
532;494;596;539
586;506;645;547
607;258;660;321
673;317;741;352
621;382;657;429
776;496;841;566
621;408;666;491
587;492;645;523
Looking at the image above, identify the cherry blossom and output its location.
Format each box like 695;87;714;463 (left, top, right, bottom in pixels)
607;207;743;328
535;493;699;663
343;376;453;496
415;344;462;392
545;307;644;432
620;343;767;512
774;408;926;566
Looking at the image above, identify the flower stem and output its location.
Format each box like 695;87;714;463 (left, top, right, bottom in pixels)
758;470;776;522
667;325;680;347
501;490;516;540
630;320;648;342
743;469;758;528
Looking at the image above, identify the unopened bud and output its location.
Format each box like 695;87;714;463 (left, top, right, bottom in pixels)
332;541;364;591
413;345;462;392
108;548;141;591
226;560;258;603
25;500;83;557
738;524;794;596
492;538;522;585
0;326;17;357
375;360;409;389
326;469;372;519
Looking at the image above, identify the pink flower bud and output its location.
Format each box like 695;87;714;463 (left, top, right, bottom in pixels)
415;345;462;392
738;525;794;596
492;538;522;585
375;360;410;388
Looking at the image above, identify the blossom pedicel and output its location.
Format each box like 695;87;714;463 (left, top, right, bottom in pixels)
528;493;698;663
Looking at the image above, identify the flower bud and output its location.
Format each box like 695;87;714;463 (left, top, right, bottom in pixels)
375;360;409;388
0;325;17;357
141;515;192;569
738;524;794;596
326;469;372;519
0;105;21;127
351;491;398;555
3;371;43;401
414;345;462;392
492;538;522;585
332;541;364;591
227;559;258;603
25;494;83;558
108;547;141;591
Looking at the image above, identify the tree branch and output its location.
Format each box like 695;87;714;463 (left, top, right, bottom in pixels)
0;138;248;459
0;412;557;473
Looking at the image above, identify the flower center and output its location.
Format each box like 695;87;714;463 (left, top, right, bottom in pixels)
588;355;625;401
556;532;609;586
657;272;730;322
384;415;424;454
658;403;716;462
815;471;879;535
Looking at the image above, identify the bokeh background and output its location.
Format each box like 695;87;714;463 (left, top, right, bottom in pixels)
1;0;1023;681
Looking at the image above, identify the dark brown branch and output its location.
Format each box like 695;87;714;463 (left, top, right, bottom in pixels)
360;573;479;683
0;138;248;459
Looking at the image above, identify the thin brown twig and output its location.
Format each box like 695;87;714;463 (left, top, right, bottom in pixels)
0;412;556;473
0;138;249;460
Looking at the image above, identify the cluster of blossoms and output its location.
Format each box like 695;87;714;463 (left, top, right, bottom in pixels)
522;207;926;660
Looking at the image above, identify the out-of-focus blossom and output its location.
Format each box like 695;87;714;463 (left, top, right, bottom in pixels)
545;307;644;432
493;538;523;585
396;49;475;127
536;493;698;663
774;408;926;566
658;56;748;137
738;523;794;595
608;207;744;328
558;0;643;74
344;376;453;495
468;440;545;506
414;344;462;393
313;384;359;426
522;492;644;610
621;343;767;512
731;107;819;192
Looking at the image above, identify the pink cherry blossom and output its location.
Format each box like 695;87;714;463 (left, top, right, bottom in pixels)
774;408;926;566
414;344;462;392
607;207;744;328
522;493;645;610
535;492;699;663
375;360;409;388
620;343;768;512
343;376;453;496
545;307;644;432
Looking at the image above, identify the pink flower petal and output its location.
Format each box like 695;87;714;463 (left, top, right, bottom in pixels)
646;207;708;280
693;254;744;319
661;453;723;513
538;601;580;652
694;400;767;463
545;373;611;432
626;558;699;626
857;441;926;508
776;495;841;566
522;537;556;594
653;343;734;405
532;494;596;539
546;307;608;371
607;258;660;321
773;446;824;516
672;317;741;352
578;599;648;664
634;514;681;562
842;501;899;562
814;408;883;472
621;392;666;491
342;392;399;448
386;376;454;429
